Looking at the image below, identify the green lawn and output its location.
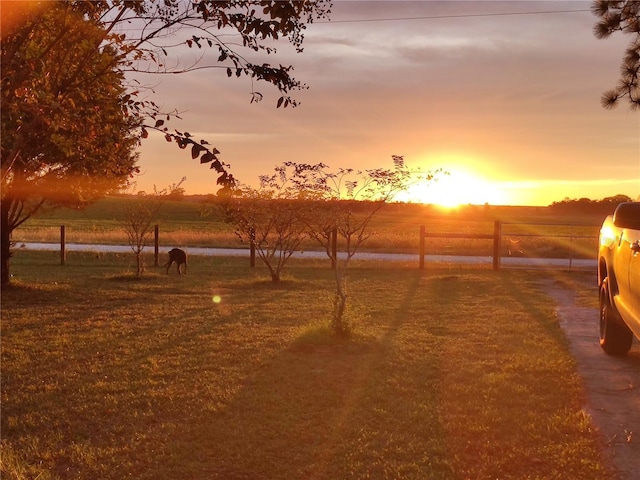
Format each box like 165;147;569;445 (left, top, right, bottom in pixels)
1;251;610;479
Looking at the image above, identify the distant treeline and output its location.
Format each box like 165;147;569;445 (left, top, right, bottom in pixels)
548;195;634;215
113;192;634;219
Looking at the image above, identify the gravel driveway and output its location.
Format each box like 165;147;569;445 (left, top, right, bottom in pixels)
541;278;640;480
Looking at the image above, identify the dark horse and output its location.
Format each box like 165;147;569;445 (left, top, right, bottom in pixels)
165;248;187;275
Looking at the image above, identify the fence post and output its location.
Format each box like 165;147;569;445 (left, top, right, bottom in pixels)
331;227;337;269
569;226;573;270
154;225;159;267
419;225;425;270
250;227;256;268
60;225;66;265
493;220;501;270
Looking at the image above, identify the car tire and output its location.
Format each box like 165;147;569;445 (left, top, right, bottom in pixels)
599;278;633;355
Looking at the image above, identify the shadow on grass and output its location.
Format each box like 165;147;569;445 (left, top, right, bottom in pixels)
163;334;451;480
290;321;380;354
155;270;452;479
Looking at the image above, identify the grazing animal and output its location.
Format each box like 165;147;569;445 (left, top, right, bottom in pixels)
165;248;187;275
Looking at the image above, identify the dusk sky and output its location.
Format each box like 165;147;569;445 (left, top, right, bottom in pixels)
133;1;640;206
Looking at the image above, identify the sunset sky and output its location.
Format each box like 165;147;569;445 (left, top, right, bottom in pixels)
133;1;639;206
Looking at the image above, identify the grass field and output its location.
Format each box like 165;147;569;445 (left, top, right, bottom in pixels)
1;250;612;479
12;196;603;259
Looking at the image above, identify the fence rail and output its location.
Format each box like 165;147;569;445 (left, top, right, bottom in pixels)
419;221;599;270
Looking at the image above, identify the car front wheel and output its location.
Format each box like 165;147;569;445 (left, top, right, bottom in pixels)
599;278;633;355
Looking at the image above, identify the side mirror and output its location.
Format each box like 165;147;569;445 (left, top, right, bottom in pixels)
613;202;640;230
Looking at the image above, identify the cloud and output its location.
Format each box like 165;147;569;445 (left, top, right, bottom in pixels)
133;1;639;205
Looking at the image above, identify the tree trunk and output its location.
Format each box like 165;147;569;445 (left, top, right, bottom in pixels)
266;262;280;282
332;269;348;336
1;199;12;286
136;251;144;276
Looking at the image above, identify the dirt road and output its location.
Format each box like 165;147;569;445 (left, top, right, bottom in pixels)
541;278;640;480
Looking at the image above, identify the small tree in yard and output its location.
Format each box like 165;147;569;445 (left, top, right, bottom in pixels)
222;158;437;333
221;167;308;282
120;178;185;276
283;157;435;336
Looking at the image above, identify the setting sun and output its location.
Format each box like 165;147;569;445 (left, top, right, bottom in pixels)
399;169;508;207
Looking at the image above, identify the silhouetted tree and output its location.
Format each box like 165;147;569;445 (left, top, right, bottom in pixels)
592;0;640;109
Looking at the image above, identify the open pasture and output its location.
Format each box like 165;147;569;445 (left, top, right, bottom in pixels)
1;250;611;479
12;197;603;259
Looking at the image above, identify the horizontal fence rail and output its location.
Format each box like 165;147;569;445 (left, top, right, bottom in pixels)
420;222;501;270
419;221;599;271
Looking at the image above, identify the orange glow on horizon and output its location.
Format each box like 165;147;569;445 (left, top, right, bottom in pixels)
399;167;509;207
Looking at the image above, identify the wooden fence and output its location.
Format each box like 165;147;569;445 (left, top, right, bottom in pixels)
419;221;599;270
56;225;341;269
51;222;598;271
59;225;163;266
419;221;502;270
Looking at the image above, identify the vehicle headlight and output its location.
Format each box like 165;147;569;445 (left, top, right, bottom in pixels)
600;225;617;248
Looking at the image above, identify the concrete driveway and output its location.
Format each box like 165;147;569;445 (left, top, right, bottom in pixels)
542;278;640;480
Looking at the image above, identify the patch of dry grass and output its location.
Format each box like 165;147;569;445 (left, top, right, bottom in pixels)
1;252;609;479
